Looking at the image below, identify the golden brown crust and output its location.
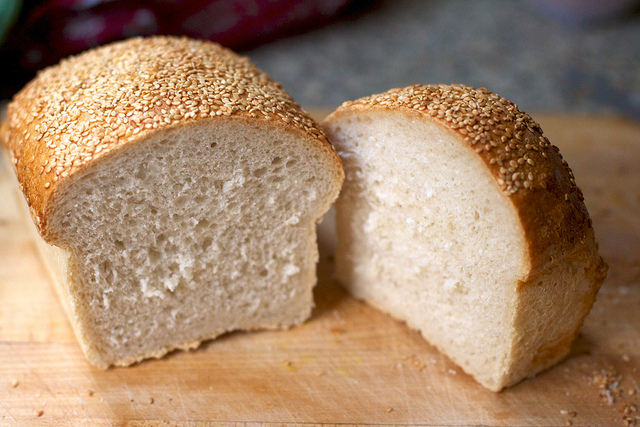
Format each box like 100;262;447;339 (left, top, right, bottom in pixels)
4;36;340;240
0;121;9;149
323;83;606;278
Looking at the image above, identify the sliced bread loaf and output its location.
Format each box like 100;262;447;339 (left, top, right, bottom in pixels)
321;84;607;391
2;36;344;368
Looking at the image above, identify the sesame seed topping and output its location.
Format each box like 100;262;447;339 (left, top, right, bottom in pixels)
4;36;333;234
339;84;579;196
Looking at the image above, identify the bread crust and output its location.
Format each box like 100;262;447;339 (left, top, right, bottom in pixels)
2;36;343;241
323;84;607;286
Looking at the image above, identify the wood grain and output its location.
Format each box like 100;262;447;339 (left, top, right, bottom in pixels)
1;115;639;426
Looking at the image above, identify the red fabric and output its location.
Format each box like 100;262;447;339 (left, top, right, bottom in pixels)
0;0;355;97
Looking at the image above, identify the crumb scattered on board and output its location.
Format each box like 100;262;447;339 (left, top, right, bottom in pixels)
593;369;622;405
559;409;578;425
590;368;640;426
403;354;426;371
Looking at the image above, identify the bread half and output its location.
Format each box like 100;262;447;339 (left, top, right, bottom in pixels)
2;36;344;368
321;84;607;391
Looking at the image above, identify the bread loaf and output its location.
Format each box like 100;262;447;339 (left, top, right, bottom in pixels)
1;36;344;368
321;84;607;391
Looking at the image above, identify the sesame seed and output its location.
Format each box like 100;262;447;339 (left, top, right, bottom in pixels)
4;36;333;234
339;84;582;198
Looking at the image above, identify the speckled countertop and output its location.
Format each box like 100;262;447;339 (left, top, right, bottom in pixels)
247;0;640;120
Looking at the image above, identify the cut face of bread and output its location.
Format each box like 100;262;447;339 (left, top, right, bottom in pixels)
44;119;337;367
3;36;343;368
322;84;607;391
331;111;527;388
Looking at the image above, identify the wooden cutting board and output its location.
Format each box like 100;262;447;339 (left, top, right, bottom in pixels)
1;114;639;426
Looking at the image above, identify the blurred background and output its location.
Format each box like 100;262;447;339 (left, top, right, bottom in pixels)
1;0;639;120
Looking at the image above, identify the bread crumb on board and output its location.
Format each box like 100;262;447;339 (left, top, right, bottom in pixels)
621;402;639;427
403;354;426;371
593;369;622;405
589;367;640;426
10;380;19;388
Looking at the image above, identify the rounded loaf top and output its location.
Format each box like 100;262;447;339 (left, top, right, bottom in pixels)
324;83;598;274
330;84;581;199
2;36;335;234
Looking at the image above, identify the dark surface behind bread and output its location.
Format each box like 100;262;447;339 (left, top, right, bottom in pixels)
248;0;640;121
